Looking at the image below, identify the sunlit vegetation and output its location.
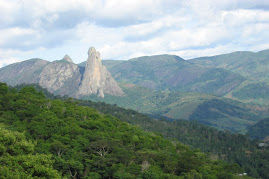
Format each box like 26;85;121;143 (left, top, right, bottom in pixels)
0;82;249;178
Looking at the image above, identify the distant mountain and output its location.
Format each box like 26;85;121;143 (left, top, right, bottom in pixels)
247;118;269;140
227;81;269;105
83;83;263;133
190;49;269;82
0;47;124;98
189;50;269;105
2;49;269;132
0;58;49;86
96;53;269;106
106;54;246;96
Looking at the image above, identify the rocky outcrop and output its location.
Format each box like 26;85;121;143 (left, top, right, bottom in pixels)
62;55;73;63
77;47;124;97
39;62;81;94
0;47;124;98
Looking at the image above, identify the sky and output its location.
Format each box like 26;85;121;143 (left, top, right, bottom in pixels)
0;0;269;67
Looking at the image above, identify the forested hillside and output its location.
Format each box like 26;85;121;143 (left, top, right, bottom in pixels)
14;83;269;178
0;82;246;178
79;100;269;179
247;118;269;140
82;84;264;133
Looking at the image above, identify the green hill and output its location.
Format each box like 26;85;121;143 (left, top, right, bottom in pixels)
189;99;258;133
190;49;269;83
101;53;269;106
11;83;269;178
190;49;269;105
1;82;247;178
82;83;264;133
225;81;269;105
80;99;269;178
106;55;246;96
247;118;269;140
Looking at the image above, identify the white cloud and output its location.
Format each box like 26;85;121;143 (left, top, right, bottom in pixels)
0;48;27;68
0;57;20;68
100;38;165;60
221;9;269;27
0;27;38;45
0;0;269;66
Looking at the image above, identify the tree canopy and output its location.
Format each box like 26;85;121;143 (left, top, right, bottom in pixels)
0;82;250;178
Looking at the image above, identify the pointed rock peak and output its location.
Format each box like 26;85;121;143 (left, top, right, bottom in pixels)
87;47;101;62
77;47;124;98
63;54;73;63
88;47;96;56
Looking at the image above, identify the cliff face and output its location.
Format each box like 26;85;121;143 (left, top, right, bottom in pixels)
39;62;82;95
0;47;124;98
77;47;124;97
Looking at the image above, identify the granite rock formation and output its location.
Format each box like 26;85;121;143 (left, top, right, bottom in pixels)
39;61;82;96
77;47;124;97
0;47;124;98
62;55;73;63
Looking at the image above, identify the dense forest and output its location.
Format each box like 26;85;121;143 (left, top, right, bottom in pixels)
12;83;269;178
0;82;249;178
247;117;269;140
79;100;269;179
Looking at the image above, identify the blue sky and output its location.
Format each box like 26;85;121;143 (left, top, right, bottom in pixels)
0;0;269;67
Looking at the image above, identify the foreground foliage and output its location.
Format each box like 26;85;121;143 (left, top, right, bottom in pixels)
0;124;61;178
0;82;245;178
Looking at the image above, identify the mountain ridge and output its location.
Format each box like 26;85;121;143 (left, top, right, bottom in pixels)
190;49;269;83
0;47;124;98
2;49;269;133
106;54;247;96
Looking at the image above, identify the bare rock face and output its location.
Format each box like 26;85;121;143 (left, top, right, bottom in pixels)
39;62;81;94
0;47;124;98
77;47;124;97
